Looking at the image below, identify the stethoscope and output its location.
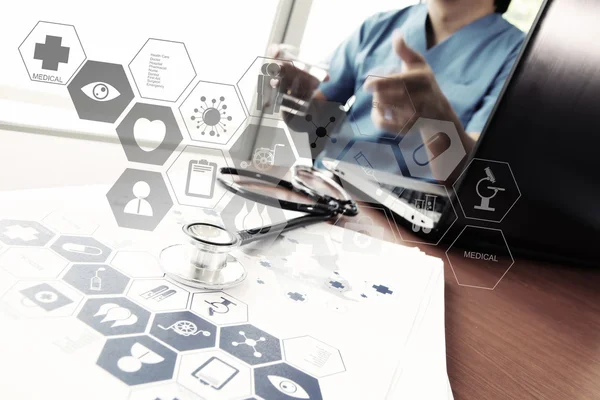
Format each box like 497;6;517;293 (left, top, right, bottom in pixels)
160;165;359;290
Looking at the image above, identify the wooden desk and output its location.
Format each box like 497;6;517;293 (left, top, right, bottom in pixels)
339;206;600;400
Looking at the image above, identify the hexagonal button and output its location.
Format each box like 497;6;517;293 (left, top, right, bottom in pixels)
0;220;54;246
0;248;68;278
453;158;521;223
50;235;111;262
106;168;173;231
351;74;415;140
190;291;248;325
166;145;231;208
178;349;252;399
399;118;467;182
229;122;298;182
220;194;287;251
255;362;323;400
67;60;135;123
62;264;130;295
77;296;151;336
129;38;196;102
179;80;246;145
111;251;164;278
127;279;189;312
1;281;82;319
446;226;514;290
149;311;217;351
283;336;345;378
116;103;183;166
219;323;282;366
391;184;458;246
18;21;86;85
97;335;178;386
237;56;301;121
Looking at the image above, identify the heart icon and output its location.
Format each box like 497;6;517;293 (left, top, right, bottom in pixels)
270;78;280;88
133;118;166;152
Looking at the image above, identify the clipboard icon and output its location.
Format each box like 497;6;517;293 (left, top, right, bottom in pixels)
186;159;217;199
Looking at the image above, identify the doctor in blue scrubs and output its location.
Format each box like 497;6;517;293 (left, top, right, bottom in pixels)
274;0;525;180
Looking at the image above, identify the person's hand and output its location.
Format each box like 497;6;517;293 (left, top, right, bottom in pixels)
365;33;456;133
267;44;328;105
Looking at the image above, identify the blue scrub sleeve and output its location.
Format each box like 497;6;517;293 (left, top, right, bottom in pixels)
465;45;522;133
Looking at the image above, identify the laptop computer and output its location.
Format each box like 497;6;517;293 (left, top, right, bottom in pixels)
319;0;600;266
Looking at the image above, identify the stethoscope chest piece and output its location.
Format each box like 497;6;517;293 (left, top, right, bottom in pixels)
159;223;247;290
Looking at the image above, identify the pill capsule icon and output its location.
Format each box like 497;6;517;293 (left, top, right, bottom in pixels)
412;131;452;166
61;243;103;256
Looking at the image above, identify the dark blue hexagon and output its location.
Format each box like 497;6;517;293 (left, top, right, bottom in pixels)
219;323;282;366
255;362;323;400
150;311;217;351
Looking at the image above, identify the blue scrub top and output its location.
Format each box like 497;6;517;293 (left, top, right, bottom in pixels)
318;4;525;163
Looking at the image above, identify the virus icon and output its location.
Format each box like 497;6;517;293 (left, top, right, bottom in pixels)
306;114;337;149
190;96;232;137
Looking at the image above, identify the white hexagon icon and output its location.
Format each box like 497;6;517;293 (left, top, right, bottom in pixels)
190;291;248;325
18;21;86;85
399;118;466;182
110;251;164;278
127;278;190;312
179;80;247;145
129;38;196;102
283;336;345;378
0;247;68;279
167;145;233;209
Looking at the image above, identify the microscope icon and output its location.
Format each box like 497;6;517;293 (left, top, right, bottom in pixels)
205;296;237;316
474;167;505;212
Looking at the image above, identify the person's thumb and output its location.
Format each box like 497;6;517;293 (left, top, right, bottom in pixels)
393;31;425;68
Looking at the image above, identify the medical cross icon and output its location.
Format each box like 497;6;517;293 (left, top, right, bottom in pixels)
3;225;39;241
34;35;70;71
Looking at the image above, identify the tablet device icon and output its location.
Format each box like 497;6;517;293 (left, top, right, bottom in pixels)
192;356;239;390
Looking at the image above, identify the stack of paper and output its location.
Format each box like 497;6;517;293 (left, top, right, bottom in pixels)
0;186;452;399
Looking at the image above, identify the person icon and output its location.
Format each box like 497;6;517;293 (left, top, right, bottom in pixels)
257;62;283;115
124;181;154;217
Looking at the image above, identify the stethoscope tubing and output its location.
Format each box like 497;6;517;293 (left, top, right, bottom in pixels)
217;167;358;246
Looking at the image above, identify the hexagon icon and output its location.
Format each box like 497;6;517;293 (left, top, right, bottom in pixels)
67;60;135;123
97;335;178;386
129;38;196;102
149;311;217;351
18;21;86;85
391;184;458;246
237;56;307;121
350;75;416;140
220;194;287;252
453;158;521;223
77;296;151;336
283;336;345;378
0;219;55;246
219;323;282;366
106;169;173;231
1;281;82;319
190;291;248;325
127;278;189;312
178;349;252;400
50;235;111;263
166;145;231;209
229;121;298;182
111;251;164;278
62;264;130;295
399;118;467;182
179;80;246;145
255;362;323;400
0;247;68;278
116;103;183;166
446;226;514;290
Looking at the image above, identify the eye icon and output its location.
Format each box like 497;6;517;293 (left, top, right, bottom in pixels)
81;82;121;102
267;375;310;399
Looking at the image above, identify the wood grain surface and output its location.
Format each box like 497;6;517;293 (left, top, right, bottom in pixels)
341;206;600;400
